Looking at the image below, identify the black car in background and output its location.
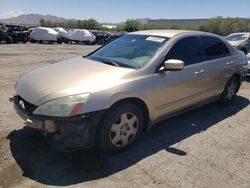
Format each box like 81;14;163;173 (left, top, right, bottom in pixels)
0;24;30;44
90;30;127;45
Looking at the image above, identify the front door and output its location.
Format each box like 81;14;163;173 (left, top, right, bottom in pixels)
154;36;206;118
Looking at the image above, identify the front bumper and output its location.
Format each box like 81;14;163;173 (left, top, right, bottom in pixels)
11;96;104;151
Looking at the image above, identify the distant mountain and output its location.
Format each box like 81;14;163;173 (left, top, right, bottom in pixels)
0;14;67;25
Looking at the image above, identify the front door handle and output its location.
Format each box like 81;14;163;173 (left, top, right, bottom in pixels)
195;70;205;75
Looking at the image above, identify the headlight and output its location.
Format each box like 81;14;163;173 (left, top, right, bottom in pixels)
33;93;90;117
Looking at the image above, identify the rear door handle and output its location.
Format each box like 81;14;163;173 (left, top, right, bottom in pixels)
195;70;205;75
226;61;234;65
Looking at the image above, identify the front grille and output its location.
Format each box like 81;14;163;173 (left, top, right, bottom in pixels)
16;96;37;113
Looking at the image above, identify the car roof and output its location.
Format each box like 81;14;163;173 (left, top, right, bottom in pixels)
130;29;209;38
228;32;250;35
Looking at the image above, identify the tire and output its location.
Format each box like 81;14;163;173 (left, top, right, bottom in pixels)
219;76;240;104
30;39;36;43
22;37;28;43
57;39;62;44
12;37;18;43
97;103;143;153
240;48;247;55
85;41;91;45
5;36;13;44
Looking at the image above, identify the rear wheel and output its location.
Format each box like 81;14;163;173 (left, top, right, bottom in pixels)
97;103;143;152
219;76;240;104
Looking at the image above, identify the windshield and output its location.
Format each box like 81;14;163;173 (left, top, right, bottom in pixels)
225;34;249;41
88;34;169;69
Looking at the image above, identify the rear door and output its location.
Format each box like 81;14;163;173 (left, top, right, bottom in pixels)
199;36;233;98
154;36;208;118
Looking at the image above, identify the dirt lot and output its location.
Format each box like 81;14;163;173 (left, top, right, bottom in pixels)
0;43;250;188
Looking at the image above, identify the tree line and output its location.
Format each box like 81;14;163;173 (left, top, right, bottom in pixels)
40;18;104;30
40;17;250;36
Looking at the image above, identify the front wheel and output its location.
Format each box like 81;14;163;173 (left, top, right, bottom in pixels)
97;103;143;152
5;36;13;44
219;76;240;104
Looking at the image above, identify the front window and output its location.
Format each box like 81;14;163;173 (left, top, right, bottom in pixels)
88;34;169;69
225;34;249;41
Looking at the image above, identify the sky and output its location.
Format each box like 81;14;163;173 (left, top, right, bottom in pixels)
0;0;250;23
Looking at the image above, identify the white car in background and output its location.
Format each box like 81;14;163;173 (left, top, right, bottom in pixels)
30;27;62;44
225;33;250;54
247;53;250;76
54;27;68;38
68;29;96;44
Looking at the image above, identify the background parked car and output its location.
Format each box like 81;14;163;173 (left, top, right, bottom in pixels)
67;29;95;44
0;24;13;44
54;27;69;43
225;32;250;54
30;27;62;44
90;30;127;45
0;24;29;44
247;53;250;76
5;24;29;43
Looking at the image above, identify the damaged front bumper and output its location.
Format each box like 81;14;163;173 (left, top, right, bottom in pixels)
11;96;103;151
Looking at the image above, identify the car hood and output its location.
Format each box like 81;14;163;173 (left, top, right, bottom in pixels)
16;57;134;105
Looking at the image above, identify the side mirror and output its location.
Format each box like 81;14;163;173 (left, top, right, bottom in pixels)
163;59;185;71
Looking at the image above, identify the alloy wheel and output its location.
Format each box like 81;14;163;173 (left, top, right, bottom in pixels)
226;80;237;101
109;112;138;147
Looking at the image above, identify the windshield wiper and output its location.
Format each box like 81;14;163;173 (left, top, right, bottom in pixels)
99;59;120;67
88;56;137;69
89;57;120;67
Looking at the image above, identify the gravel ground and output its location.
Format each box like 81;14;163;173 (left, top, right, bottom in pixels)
0;43;249;188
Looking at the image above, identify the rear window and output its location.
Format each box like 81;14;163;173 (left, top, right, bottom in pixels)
201;36;231;61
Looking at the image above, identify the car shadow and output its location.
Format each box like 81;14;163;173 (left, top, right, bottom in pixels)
7;96;249;186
